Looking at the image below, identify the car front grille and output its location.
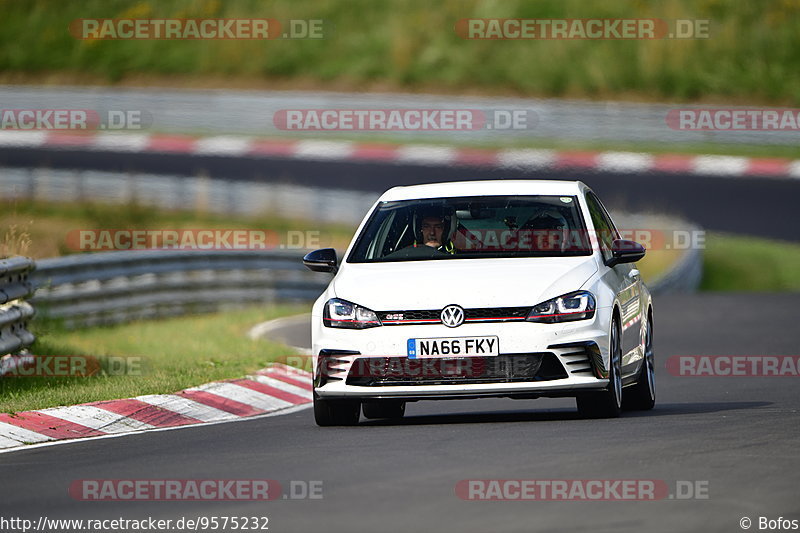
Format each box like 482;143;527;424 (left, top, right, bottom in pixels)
345;353;567;386
379;306;531;325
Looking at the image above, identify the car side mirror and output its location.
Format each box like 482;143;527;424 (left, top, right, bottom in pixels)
606;239;646;267
303;248;338;273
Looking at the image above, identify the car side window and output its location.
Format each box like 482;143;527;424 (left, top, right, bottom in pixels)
585;192;618;262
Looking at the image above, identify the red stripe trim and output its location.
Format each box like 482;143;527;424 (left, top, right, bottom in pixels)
146;135;196;153
178;390;265;417
248;139;298;156
555;151;598;169
44;132;97;146
351;143;401;161
464;317;526;321
383;319;440;324
260;371;313;391
0;412;104;439
529;309;592;319
746;158;791;176
16;131;800;179
93;399;202;427
453;148;500;167
385;317;527;323
322;318;381;324
652;154;695;173
231;379;310;405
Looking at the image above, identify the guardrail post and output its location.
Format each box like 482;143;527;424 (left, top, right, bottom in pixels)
0;256;36;360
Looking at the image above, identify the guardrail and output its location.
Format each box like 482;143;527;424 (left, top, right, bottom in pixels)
611;214;704;295
0;256;36;354
0;168;380;226
20;218;703;332
31;250;330;328
648;238;704;295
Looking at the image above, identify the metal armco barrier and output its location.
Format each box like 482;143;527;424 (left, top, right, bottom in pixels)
31;250;331;328
649;239;704;295
0;256;36;354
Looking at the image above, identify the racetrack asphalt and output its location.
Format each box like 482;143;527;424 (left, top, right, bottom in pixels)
1;292;798;533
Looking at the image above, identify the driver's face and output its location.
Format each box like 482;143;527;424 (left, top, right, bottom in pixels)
421;217;445;247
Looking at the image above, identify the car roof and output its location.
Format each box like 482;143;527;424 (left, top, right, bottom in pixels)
378;180;588;202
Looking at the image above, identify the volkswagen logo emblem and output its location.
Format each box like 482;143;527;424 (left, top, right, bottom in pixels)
440;305;465;328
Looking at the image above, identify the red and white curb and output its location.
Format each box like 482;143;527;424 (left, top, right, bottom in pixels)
0;130;797;179
0;363;312;452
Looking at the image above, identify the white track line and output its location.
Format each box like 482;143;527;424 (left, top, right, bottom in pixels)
38;405;155;433
395;145;455;165
0;421;53;447
597;151;655;173
186;381;295;411
250;374;313;399
788;161;800;179
692;155;748;176
134;394;240;422
193;135;252;156
12;129;797;178
293;140;354;160
0;130;47;147
497;148;556;169
93;133;151;152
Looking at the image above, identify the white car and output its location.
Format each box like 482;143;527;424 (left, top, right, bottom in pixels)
304;180;654;426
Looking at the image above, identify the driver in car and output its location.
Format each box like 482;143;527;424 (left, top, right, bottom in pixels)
413;209;456;254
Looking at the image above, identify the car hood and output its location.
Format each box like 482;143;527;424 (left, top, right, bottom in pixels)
332;256;598;311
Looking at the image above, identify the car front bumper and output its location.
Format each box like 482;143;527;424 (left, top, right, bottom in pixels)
312;313;612;400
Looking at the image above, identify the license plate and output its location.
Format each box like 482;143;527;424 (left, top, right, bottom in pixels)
407;336;499;359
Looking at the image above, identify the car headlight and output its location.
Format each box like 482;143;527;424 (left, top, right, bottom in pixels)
323;298;382;329
527;291;596;323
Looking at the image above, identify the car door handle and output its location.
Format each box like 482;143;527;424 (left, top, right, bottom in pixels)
629;269;640;279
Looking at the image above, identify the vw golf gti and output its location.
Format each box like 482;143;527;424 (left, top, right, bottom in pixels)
303;180;655;426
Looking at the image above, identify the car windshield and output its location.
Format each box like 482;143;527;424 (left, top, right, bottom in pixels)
347;195;593;262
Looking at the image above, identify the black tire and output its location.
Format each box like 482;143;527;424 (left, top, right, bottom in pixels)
577;317;623;419
362;400;406;420
313;394;360;426
623;311;656;411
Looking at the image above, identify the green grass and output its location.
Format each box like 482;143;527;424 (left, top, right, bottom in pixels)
1;0;799;104
0;199;357;259
701;233;800;291
0;305;309;413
